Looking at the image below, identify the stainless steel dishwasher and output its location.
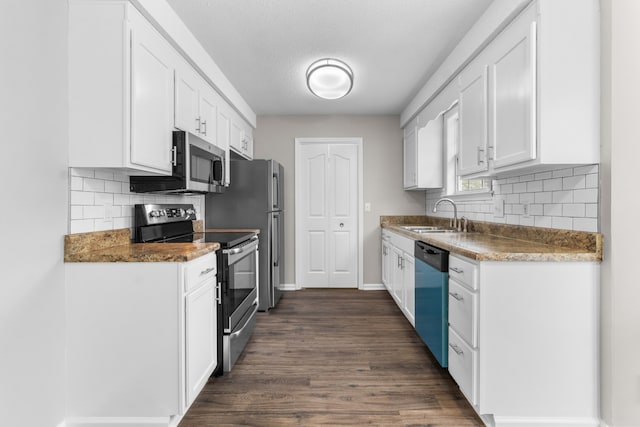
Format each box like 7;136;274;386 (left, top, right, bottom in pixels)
414;241;449;367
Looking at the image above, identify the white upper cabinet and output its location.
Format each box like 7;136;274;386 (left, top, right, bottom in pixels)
458;59;488;176
403;119;418;188
455;1;599;178
69;2;176;175
175;61;220;147
489;12;536;169
69;0;256;175
229;113;254;160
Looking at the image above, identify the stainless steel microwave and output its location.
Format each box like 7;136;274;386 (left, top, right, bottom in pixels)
130;131;226;194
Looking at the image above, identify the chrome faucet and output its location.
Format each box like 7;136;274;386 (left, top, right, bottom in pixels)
433;198;459;230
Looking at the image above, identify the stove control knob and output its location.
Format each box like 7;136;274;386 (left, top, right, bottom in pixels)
186;208;196;216
149;210;160;218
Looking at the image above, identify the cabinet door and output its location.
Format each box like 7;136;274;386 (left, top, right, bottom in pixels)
130;20;174;173
217;108;231;185
391;246;404;305
185;279;217;408
174;66;200;135
458;66;488;176
382;239;391;288
403;253;415;326
243;132;254;159
230;119;243;153
403;126;417;188
199;85;218;145
490;19;536;169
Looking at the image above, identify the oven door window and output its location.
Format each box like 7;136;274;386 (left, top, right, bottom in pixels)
227;245;258;314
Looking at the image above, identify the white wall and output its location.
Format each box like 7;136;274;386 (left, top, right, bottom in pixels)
427;164;599;232
254;115;425;285
0;1;68;426
600;1;640;425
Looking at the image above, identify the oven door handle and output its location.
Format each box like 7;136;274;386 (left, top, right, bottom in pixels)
223;236;259;255
229;304;258;338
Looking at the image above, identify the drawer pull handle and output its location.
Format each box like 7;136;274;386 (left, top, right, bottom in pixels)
450;267;464;274
200;267;215;276
449;292;464;301
449;343;464;356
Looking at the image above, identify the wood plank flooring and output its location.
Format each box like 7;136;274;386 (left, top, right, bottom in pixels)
179;289;483;427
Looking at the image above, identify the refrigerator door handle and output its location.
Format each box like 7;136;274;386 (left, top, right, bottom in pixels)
272;173;279;209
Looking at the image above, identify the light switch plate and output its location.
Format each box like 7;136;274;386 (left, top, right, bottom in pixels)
493;196;505;218
364;202;371;212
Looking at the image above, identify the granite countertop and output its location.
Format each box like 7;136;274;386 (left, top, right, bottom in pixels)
381;216;602;262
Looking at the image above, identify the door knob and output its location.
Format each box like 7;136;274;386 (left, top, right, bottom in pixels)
339;223;344;228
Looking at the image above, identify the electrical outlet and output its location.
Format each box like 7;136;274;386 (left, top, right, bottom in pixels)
364;202;371;212
522;202;531;218
493;196;505;218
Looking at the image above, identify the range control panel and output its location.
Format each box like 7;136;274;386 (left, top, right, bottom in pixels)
134;204;197;226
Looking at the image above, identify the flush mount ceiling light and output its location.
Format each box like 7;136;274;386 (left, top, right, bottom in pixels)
306;58;354;100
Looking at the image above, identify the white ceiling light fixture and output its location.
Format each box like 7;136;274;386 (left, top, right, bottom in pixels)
306;58;354;100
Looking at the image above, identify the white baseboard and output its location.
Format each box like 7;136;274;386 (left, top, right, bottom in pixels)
492;416;600;427
280;283;298;291
361;283;385;290
65;417;174;427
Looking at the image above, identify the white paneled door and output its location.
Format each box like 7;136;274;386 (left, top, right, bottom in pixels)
295;139;361;288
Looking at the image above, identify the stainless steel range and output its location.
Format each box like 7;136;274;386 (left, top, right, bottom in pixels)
134;203;259;373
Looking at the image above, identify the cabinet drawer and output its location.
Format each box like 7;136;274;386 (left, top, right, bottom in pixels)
184;252;217;292
449;255;477;290
448;279;478;347
448;327;478;405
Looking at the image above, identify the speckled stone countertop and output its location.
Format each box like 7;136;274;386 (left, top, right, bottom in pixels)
64;223;260;263
381;215;602;262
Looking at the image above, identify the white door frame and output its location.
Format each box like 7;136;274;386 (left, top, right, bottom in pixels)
294;137;364;290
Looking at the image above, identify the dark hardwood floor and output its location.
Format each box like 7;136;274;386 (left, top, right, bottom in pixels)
179;289;483;426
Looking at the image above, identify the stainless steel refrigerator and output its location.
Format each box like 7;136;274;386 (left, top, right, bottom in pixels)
205;159;284;311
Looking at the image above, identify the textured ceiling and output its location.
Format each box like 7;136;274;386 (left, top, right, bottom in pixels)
166;0;493;115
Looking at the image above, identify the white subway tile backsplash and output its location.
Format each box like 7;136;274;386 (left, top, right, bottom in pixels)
552;216;573;230
563;175;585;190
574;164;598;175
84;178;105;192
105;180;122;193
70;176;84;191
543;178;563;192
563;203;586;217
526;180;543;192
534;216;552;228
94;192;114;205
544;204;562;216
70;219;95;234
552;190;573;203
534;192;552;204
585;204;598;218
573;217;598;232
574;188;598;203
513;182;527;193
586;173;598;188
426;165;600;232
67;168;204;234
552;168;574;178
70;190;94;205
94;170;114;181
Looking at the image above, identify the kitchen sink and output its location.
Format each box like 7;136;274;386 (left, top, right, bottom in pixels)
400;225;458;233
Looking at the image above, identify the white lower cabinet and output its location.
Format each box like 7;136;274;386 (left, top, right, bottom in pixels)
381;229;415;326
65;252;218;427
447;254;600;427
